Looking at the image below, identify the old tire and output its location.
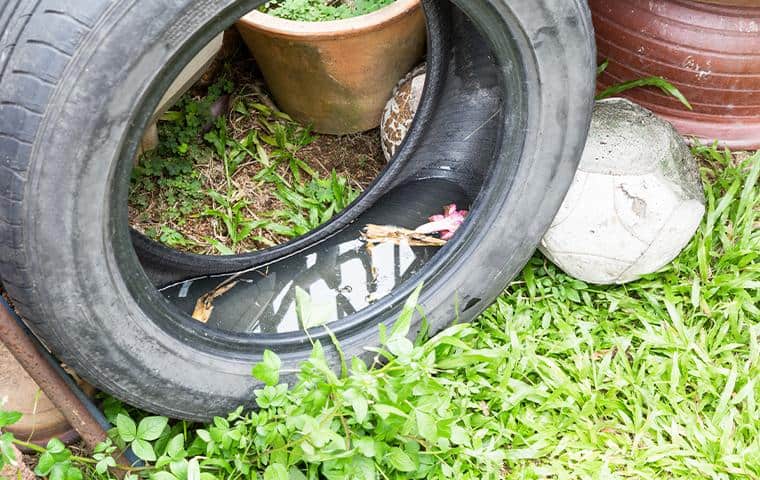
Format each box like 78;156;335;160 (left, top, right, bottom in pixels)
0;0;595;419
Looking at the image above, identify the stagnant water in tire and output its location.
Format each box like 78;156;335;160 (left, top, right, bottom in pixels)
160;178;469;334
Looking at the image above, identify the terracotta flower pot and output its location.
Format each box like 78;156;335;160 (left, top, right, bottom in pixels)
235;0;426;135
590;0;760;149
0;342;77;449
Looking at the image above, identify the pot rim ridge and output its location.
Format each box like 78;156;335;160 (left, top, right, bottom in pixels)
237;0;421;40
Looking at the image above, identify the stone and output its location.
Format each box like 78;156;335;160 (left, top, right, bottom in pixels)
380;63;426;161
539;98;706;285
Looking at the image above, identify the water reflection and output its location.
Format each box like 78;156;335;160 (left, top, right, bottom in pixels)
161;179;469;334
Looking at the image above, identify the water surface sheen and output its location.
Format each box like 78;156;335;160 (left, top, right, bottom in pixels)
161;179;468;334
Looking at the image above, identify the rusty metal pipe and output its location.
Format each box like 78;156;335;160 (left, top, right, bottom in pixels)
0;299;108;450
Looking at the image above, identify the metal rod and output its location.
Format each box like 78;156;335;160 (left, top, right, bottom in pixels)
0;299;108;450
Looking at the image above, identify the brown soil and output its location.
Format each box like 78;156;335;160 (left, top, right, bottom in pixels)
225;60;385;188
299;132;385;190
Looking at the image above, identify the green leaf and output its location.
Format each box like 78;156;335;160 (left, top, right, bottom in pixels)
187;458;201;480
415;410;437;443
65;466;83;480
596;76;692;110
386;448;416;472
0;433;16;470
295;286;332;329
374;404;408;419
151;472;179;480
389;283;424;340
137;416;168;441
46;437;66;454
166;433;185;458
264;463;289;480
252;349;282;386
436;349;505;369
354;437;376;458
169;459;188;478
49;462;67;480
343;389;369;424
35;452;55;476
95;456;116;475
116;414;137;442
131;438;157;462
207;238;235;255
386;336;414;357
596;59;609;76
0;411;22;427
288;467;308;480
233;100;249;116
450;425;469;446
205;189;229;206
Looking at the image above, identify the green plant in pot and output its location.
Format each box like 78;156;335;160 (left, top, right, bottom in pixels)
236;0;426;135
262;0;397;21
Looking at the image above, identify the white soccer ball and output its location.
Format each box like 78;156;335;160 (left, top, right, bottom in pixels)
539;98;706;285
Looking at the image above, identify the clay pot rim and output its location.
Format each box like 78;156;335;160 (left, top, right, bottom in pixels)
692;0;760;8
237;0;421;40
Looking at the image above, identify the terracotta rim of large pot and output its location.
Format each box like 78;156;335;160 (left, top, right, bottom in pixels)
693;0;760;7
238;0;421;40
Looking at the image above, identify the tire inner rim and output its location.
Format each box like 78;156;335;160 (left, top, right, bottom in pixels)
114;0;528;347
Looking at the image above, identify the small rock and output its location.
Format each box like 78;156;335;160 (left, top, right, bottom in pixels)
540;98;706;285
380;63;426;161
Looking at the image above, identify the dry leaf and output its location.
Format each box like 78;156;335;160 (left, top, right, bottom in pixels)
192;281;239;323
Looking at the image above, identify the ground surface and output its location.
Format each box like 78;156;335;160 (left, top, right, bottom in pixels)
4;146;757;479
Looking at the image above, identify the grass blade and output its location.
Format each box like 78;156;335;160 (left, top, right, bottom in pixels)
596;76;693;110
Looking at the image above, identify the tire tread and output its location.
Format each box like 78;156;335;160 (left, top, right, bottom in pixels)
0;0;111;318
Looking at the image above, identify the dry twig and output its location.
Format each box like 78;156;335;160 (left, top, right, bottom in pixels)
362;224;447;247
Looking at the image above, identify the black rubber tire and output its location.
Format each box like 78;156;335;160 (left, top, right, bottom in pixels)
0;0;595;419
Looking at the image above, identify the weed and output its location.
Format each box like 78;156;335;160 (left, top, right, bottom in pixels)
128;75;236;239
158;76;234;157
266;171;359;237
157;226;199;249
596;76;692;110
256;115;318;184
202;191;257;247
129;68;376;255
129;152;205;228
596;60;692;110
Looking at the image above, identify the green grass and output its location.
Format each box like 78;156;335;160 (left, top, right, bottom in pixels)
595;60;693;110
456;147;760;478
2;146;758;479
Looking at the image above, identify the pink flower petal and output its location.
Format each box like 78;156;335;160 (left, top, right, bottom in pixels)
415;218;461;235
414;204;469;239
